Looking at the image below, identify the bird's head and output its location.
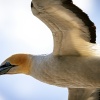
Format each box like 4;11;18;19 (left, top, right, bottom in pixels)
0;54;31;75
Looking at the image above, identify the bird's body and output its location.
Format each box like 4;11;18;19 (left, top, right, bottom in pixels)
30;54;100;88
0;0;100;99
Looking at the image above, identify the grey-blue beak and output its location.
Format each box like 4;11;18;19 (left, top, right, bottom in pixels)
0;62;17;75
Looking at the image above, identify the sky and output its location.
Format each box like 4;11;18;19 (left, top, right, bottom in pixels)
0;0;100;100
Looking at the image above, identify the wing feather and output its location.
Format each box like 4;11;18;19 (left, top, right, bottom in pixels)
62;0;96;43
31;0;97;56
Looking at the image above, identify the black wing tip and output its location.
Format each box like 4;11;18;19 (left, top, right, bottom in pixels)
31;2;33;8
89;23;96;43
62;0;96;43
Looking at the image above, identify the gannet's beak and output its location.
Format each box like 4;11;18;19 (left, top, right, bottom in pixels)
0;62;17;75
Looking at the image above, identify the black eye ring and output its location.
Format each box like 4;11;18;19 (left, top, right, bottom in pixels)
1;62;17;68
5;62;12;67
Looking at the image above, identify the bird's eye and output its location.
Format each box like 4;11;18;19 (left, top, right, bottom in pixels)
0;62;12;68
4;62;12;67
4;62;17;67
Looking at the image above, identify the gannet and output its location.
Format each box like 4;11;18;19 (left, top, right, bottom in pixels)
0;0;100;100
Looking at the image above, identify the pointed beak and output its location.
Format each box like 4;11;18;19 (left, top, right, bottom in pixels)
0;63;17;75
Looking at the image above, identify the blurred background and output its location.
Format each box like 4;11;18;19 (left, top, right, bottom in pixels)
0;0;100;100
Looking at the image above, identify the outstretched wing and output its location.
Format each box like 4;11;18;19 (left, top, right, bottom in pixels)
31;0;96;56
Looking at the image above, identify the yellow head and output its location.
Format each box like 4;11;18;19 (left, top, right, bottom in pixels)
0;54;31;75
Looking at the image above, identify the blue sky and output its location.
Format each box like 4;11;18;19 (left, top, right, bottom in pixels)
0;0;100;100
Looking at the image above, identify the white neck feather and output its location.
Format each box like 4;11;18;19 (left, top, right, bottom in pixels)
29;54;100;88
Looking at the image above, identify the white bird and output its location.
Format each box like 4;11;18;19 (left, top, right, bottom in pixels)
0;0;100;100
